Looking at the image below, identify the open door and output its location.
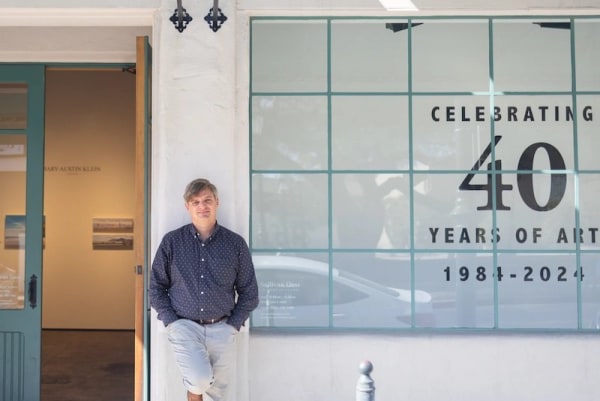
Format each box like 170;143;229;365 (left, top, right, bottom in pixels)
0;65;45;401
134;36;152;401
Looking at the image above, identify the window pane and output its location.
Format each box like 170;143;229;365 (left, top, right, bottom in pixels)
493;20;572;92
331;95;409;170
252;96;328;170
332;252;417;328
412;95;492;171
575;19;600;91
0;84;27;129
578;175;600;251
580;253;600;329
576;95;600;170
415;253;495;328
251;20;327;93
413;173;494;251
252;173;328;249
331;20;409;92
497;253;578;329
494;173;575;250
493;95;574;170
0;134;27;310
251;253;330;327
332;173;410;249
412;20;489;93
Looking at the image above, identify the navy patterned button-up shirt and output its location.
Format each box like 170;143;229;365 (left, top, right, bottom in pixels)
149;223;259;330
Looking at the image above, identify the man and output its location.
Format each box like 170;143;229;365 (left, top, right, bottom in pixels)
150;178;259;401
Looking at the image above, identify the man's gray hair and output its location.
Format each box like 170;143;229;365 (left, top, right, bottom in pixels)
183;178;219;202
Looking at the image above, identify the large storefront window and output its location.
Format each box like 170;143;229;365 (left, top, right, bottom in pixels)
249;17;600;330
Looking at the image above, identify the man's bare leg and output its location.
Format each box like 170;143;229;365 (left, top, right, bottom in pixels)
187;391;203;401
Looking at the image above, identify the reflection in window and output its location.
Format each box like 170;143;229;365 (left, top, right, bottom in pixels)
252;254;330;327
252;96;328;170
251;21;327;93
331;20;409;92
575;20;600;91
250;17;600;331
493;20;572;91
0;135;27;310
411;20;489;92
252;174;328;249
331;96;409;170
0;84;27;129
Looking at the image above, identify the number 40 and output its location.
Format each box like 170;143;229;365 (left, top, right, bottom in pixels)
459;135;567;211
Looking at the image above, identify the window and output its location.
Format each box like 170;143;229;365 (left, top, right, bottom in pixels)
250;17;600;331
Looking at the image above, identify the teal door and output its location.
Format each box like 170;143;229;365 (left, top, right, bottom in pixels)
0;65;45;401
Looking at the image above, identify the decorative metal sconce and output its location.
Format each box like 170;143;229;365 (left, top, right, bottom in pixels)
170;0;227;33
170;0;192;33
204;0;228;32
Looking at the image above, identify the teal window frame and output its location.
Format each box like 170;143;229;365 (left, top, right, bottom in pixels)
249;15;600;332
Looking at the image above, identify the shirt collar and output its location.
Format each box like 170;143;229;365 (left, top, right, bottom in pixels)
187;222;221;241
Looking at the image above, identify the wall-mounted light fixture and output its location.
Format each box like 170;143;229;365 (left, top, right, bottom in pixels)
204;0;228;32
170;0;227;33
385;22;422;33
533;22;571;30
170;0;192;33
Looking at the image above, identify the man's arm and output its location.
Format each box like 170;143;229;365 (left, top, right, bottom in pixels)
227;241;259;330
149;238;179;327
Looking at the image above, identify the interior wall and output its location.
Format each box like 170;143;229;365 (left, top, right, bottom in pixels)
42;69;136;329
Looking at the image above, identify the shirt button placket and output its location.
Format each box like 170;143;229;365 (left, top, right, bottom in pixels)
199;242;208;316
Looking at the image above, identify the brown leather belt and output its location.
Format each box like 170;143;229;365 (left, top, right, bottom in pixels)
191;316;227;325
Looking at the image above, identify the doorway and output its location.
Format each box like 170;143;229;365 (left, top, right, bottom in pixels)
41;68;137;401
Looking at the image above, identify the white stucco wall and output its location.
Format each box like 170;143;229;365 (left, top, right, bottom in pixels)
149;2;249;401
249;332;600;401
1;1;600;401
151;2;600;401
155;2;600;401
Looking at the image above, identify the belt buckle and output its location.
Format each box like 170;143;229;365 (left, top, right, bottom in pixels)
199;316;224;325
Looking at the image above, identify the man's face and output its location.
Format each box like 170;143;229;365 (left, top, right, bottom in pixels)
185;189;219;226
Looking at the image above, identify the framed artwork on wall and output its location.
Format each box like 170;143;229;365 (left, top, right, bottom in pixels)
4;215;45;249
92;217;134;233
92;218;134;250
92;234;134;250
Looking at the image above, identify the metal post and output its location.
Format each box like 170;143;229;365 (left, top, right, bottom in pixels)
356;360;375;401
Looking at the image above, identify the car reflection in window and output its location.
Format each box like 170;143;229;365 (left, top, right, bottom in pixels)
251;255;434;328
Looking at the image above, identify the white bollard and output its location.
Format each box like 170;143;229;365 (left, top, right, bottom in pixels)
356;360;375;401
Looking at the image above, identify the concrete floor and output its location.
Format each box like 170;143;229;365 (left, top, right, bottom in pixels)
41;330;134;401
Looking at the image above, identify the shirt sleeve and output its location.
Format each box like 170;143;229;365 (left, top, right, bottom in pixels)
227;238;259;330
149;236;179;327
